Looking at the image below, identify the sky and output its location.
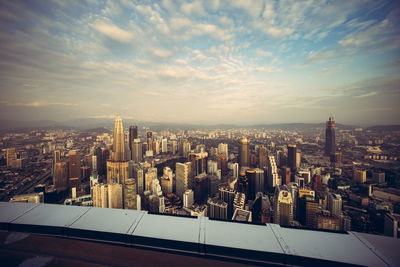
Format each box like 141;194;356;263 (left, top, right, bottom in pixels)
0;0;399;126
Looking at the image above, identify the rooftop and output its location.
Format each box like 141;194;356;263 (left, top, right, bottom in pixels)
1;202;399;266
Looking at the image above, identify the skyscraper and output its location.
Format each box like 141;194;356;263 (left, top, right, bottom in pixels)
238;137;250;168
113;116;125;161
325;117;336;156
108;182;123;209
207;197;228;220
107;116;129;184
287;144;297;172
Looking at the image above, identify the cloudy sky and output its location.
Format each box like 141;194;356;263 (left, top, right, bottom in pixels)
0;0;399;125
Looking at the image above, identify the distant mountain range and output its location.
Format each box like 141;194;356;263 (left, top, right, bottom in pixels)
0;118;398;132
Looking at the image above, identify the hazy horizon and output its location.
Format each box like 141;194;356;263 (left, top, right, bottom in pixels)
0;1;399;125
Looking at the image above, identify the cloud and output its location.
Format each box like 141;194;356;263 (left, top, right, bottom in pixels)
92;21;134;43
1;101;77;107
181;0;205;16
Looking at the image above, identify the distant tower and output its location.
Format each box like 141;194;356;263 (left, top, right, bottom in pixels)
147;132;153;152
238;137;250;168
325;117;336;156
113;116;125;161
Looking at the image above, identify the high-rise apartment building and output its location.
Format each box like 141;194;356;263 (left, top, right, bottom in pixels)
183;189;194;208
6;147;17;168
238;137;250;168
92;183;108;208
207;197;228;220
176;162;191;198
325;117;336;156
194;173;209;204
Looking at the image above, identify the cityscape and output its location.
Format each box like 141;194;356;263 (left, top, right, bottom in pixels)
1;0;400;265
1;116;400;237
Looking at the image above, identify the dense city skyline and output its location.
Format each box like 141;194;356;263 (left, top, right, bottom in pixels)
0;1;399;125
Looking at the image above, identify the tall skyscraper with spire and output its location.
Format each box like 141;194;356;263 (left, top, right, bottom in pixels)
107;116;129;184
325;117;336;156
112;116;125;161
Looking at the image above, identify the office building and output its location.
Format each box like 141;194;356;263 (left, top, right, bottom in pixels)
246;168;264;200
325;117;336;156
238;137;250;168
124;178;137;210
108;182;123;209
232;163;239;178
107;117;129;184
194;173;209;204
287;144;297;172
129;126;138;151
107;160;129;184
68;150;81;188
274;185;293;226
219;185;235;219
237;171;248;197
132;139;143;163
54;162;68;191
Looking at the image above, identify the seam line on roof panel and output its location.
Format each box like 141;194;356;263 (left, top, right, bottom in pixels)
127;211;147;235
65;207;93;228
8;204;41;224
268;224;288;255
349;232;392;267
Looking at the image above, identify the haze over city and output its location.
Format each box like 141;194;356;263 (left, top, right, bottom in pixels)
0;0;399;125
